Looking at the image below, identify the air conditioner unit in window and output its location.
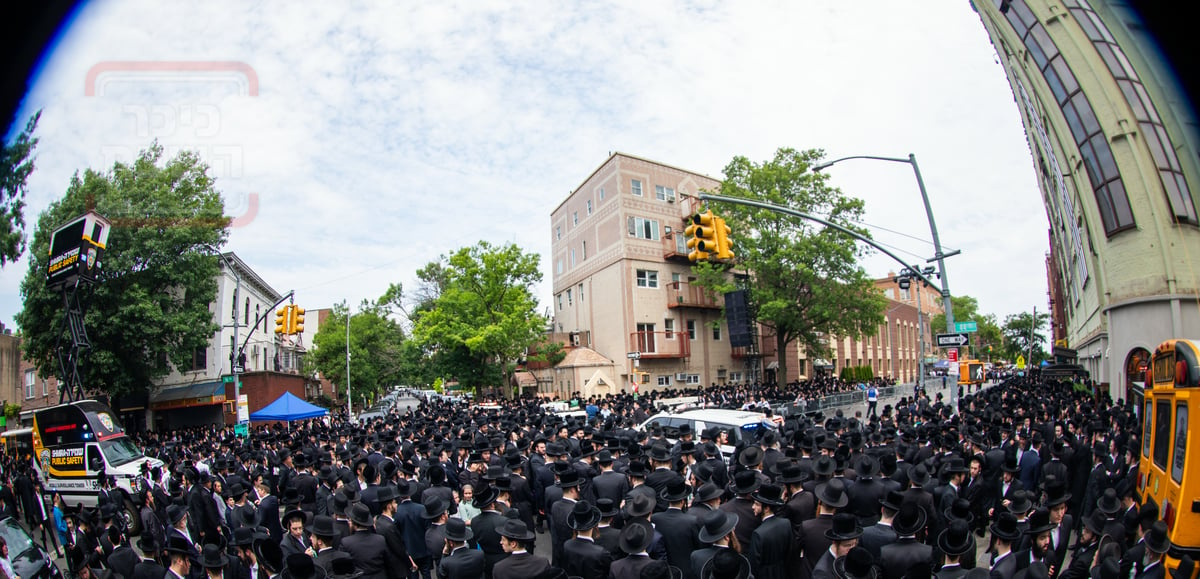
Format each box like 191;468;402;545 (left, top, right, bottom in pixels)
570;333;581;346
675;373;688;381
667;194;675;203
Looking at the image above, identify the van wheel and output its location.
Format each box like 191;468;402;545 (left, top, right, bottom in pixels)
124;498;143;536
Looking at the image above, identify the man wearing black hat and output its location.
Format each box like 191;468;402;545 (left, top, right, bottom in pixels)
280;507;310;559
1042;481;1072;578
859;491;902;561
340;503;395;579
748;484;794;579
936;520;975;579
813;513;862;579
879;503;931;579
563;501;612;579
373;486;416;579
1133;521;1171;579
594;499;623;559
187;470;223;546
438;518;485;579
468;485;508;577
609;520;656;579
1014;508;1056;577
989;458;1025;523
293;454;320;513
1080;444;1110;523
645;444;684;513
800;480;847;579
720;471;762;550
692;510;740;579
591;450;630;508
989;512;1023;579
549;467;582;568
493;520;548;579
654;480;701;578
164;539;195;579
132;536;167;579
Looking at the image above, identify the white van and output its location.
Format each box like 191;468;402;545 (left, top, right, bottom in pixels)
638;408;776;458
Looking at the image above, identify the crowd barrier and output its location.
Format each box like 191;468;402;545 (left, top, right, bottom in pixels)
772;384;907;417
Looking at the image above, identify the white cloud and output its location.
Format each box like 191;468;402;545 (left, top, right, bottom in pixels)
2;0;1048;335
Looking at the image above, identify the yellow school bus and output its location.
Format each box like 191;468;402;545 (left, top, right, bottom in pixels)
1138;338;1200;578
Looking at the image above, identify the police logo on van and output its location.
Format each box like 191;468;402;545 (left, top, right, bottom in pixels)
40;449;50;470
97;413;115;432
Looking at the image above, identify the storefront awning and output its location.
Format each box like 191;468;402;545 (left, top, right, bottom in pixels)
813;359;833;368
150;381;226;410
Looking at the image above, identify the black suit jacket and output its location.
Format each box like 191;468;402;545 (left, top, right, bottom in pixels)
341;529;397;579
469;510;509;574
493;552;550;579
799;514;834;579
438;546;486;579
749;516;795;579
652;508;700;577
859;522;898;560
564;538;613;579
596;525;622;559
880;538;933;579
132;559;166;579
718;497;759;549
609;553;655;579
592;471;630;506
107;545;139;579
375;514;412;571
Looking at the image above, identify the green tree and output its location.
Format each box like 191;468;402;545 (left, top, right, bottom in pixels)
1001;310;1050;364
411;241;545;395
308;299;407;406
17;144;227;397
930;294;1002;359
691;148;887;384
1;111;41;267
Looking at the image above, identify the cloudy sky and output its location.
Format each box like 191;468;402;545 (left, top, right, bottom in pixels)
3;0;1048;335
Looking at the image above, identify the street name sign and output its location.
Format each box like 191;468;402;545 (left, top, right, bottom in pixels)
626;352;641;359
955;321;978;333
936;332;970;347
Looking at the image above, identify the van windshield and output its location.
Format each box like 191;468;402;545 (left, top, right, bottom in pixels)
100;437;143;467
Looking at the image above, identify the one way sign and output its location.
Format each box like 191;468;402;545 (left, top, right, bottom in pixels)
936;332;970;347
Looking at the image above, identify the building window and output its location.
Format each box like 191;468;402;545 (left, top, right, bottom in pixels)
557;293;562;310
244;297;250;326
657;375;671;386
712;323;721;341
599;188;605;201
631;179;643;197
686;374;701;385
556;226;561;240
578;283;584;302
573;212;578;226
42;378;48;397
730;371;743;383
655;185;675;201
635;323;656;353
581;241;586;260
586;200;593;215
191;347;207;372
566;289;573;306
570;248;576;267
664;318;675;339
636;269;659;288
557;259;563;274
24;369;35;399
627;216;660;240
687;319;696;340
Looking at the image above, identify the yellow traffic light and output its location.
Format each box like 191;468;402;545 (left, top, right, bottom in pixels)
713;216;734;261
290;306;306;334
275;305;290;334
685;210;718;262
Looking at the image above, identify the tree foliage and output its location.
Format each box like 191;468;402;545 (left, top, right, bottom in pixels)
307;299;407;406
691;148;887;384
16;144;228;397
1;111;41;267
410;241;545;393
1001;310;1050;364
930;294;1003;359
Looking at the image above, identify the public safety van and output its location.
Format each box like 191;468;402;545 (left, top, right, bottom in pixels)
29;400;161;534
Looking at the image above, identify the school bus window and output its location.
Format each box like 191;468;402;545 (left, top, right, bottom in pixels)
1154;399;1171;469
1172;403;1187;483
1143;400;1153;457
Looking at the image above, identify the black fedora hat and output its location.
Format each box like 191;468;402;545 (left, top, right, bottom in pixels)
855;455;880;478
626;460;650;478
167;504;188;527
198;544;231;569
596;498;621;519
730;471;762;495
694;482;724;504
557;469;583;488
816;479;849;509
834;546;877;579
347;503;374;528
738;447;764;468
441;517;473;543
944;498;974;524
374;485;398;505
421;497;448;520
697;510;739;544
1001;455;1021;473
567;500;602;531
825;512;864;541
327;556;363;579
255;539;285;576
937;519;974;557
661;480;693;503
306;515;338;538
777;463;809;485
282;505;309;526
941;457;968;475
232;526;268;547
497;519;536;542
281;554;326;579
811;456;836;477
624;493;655;519
1026;507;1055;536
1083;509;1108;536
752;484;786;508
908;464;932;486
619;520;655;554
1145;521;1171;554
473;485;500;509
1006;490;1033;515
880;490;905;512
1044;479;1072;506
648;444;674;463
1096;488;1121;517
702;548;751;579
990;511;1022;543
892;502;927;537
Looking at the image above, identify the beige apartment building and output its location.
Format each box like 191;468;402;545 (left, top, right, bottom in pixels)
548;153;934;398
974;0;1200;400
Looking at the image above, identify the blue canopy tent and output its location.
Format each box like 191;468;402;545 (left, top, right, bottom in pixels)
250;391;328;422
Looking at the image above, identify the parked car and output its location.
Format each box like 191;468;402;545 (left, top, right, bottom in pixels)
0;514;64;579
638;408;776;458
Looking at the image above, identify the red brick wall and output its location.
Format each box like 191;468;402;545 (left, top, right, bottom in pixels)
222;370;307;425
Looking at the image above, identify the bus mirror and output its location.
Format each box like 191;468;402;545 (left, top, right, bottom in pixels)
90;456;103;471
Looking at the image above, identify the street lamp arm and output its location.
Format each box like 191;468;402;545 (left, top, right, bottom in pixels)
811;154;912;172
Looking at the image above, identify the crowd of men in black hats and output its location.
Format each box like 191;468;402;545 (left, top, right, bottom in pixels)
0;374;1193;579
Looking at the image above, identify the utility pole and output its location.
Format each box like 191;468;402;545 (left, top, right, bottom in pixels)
1028;306;1038;369
346;305;352;422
